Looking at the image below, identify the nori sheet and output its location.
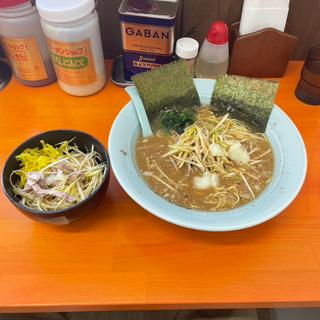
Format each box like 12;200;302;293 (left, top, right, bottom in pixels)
132;60;200;121
211;75;279;132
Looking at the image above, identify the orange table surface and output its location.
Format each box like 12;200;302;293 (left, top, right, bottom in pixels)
0;61;320;313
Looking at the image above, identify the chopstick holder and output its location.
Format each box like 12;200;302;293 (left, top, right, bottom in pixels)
228;22;297;78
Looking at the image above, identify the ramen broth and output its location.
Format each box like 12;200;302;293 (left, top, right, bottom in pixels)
135;109;274;211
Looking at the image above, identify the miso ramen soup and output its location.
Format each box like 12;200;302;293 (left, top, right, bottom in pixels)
136;109;274;211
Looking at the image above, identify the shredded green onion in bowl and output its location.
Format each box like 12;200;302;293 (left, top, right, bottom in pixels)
10;140;107;212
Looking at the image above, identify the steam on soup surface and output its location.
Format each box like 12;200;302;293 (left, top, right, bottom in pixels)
135;108;274;211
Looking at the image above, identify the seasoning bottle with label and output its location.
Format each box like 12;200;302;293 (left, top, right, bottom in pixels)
119;0;179;81
36;0;106;96
0;0;56;87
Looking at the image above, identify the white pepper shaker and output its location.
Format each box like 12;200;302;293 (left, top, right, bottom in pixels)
175;37;199;76
36;0;106;96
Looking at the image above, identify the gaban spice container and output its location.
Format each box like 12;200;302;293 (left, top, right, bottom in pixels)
119;0;179;81
36;0;106;96
0;0;56;87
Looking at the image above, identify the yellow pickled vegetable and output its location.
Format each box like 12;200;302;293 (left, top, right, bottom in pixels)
15;140;69;187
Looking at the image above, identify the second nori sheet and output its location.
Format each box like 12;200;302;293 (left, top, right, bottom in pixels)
211;75;279;132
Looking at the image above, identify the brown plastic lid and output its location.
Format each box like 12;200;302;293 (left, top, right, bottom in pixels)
305;45;320;75
296;45;320;105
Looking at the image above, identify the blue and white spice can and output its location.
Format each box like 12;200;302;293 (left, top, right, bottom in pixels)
119;0;179;81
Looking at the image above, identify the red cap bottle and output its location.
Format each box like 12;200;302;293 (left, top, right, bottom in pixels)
195;20;229;78
206;21;228;45
0;0;29;8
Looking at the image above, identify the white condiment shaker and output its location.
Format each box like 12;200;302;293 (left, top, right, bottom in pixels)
175;37;199;76
239;0;291;35
36;0;106;96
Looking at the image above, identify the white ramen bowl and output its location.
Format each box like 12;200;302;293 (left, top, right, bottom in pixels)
109;79;307;231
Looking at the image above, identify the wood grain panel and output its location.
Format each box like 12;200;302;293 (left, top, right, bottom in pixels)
95;0;320;60
286;0;320;59
0;0;319;60
97;0;123;59
180;0;242;39
180;0;320;60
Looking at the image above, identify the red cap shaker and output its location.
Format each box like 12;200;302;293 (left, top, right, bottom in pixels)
0;0;29;8
206;21;229;45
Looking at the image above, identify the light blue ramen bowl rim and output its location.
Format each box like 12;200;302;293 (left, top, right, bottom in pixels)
108;79;307;232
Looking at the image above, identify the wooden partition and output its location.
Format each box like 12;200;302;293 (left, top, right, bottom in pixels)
0;0;319;60
97;0;320;60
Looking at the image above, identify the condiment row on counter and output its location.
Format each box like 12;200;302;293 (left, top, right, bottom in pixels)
0;0;289;96
0;0;319;103
118;0;230;83
0;0;105;95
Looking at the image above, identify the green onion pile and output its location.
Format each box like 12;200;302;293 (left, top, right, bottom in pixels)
10;140;107;212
